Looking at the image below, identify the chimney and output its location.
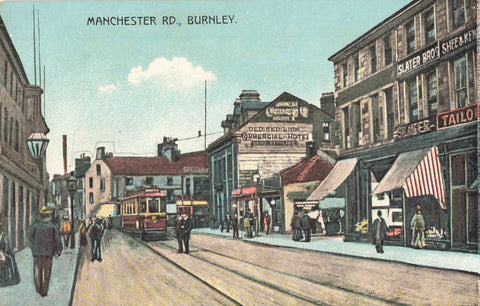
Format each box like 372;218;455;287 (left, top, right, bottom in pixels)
320;92;335;118
63;135;67;175
239;90;260;102
96;147;106;160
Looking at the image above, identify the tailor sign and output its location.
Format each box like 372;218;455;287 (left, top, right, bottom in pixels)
437;104;478;129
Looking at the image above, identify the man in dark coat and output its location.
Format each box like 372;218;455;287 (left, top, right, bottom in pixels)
290;212;303;241
232;214;239;239
89;218;104;262
28;207;63;297
174;214;184;253
300;213;311;242
371;210;387;253
182;214;193;254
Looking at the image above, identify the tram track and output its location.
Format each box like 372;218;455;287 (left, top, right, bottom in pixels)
131;232;395;305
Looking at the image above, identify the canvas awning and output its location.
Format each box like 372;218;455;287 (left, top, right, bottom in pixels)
307;158;358;201
232;187;257;196
372;146;446;209
96;204;116;218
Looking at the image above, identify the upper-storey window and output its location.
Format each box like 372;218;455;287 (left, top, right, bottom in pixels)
385;88;394;139
354;55;359;82
424;8;436;45
96;164;101;176
454;55;467;108
406;20;416;55
450;0;465;30
342;63;348;87
370;44;377;74
371;94;380;143
407;78;419;122
343;107;350;149
322;121;331;141
426;70;438;116
384;34;392;65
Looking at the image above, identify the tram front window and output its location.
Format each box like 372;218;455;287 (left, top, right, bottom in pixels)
148;198;159;213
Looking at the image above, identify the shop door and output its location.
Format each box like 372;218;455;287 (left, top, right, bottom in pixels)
451;154;467;245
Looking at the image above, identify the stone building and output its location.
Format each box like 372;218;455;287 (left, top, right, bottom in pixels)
309;0;477;252
0;16;49;250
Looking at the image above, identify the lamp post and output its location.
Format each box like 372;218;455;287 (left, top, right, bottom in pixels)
67;174;77;249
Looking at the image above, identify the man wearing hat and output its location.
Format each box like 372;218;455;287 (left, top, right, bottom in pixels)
410;205;426;249
28;206;63;297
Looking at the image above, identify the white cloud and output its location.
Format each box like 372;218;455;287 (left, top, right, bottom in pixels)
99;83;118;93
127;57;216;88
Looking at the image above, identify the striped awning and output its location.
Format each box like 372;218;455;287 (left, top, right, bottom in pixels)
307;158;358;201
373;146;446;209
97;204;116;218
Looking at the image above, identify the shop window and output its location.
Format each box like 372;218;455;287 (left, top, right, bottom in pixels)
451;154;466;187
354;56;359;82
407;78;418;122
424;8;436;45
450;0;465;30
322;121;331;141
370;44;376;74
406;20;415;55
384;34;392;65
453;56;467;108
371;94;380;143
385;88;394;139
342;63;348;87
426;70;438;116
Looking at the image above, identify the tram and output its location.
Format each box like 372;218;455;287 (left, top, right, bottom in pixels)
120;189;167;240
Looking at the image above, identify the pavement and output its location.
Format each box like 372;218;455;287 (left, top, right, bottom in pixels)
192;228;480;275
0;238;80;306
1;228;477;306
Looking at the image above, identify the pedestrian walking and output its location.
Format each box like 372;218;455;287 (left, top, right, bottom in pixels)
232;214;239;239
264;211;271;235
89;217;104;262
28;207;63;297
290;212;303;241
243;213;252;238
79;219;88;248
0;220;20;287
225;214;231;233
182;214;193;254
371;210;387;253
300;212;311;242
60;218;71;247
175;214;184;253
411;205;426;249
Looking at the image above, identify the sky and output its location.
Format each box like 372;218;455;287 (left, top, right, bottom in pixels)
0;0;411;176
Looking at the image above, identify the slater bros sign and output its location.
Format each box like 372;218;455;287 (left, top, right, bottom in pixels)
437;104;478;129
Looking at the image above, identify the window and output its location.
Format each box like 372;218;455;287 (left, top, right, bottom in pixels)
125;177;133;185
100;178;105;192
384;34;392;65
227;153;233;178
407;78;418;122
3;61;7;86
450;0;465;30
89;177;93;188
343;107;350;149
353;102;361;148
148;198;159;213
426;70;438;116
167;189;174;202
96;164;101;176
167;177;173;186
424;8;435;45
145;176;153;186
8;117;12;146
385;88;394;139
372;94;380;143
2;109;6;143
354;56;359;82
342;63;348;87
89;192;94;204
185;178;191;196
406;20;415;54
370;44;376;74
454;56;467;108
322;122;331;141
14;120;18;151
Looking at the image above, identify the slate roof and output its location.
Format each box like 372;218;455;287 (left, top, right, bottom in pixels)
279;155;334;186
103;151;208;176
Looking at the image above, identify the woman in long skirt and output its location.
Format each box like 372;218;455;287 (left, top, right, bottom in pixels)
0;223;20;287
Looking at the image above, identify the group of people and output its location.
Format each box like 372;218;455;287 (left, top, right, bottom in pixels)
371;205;426;253
290;212;311;242
175;214;193;254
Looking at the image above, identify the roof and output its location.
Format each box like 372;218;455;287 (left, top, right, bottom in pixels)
279;155;334;186
103;151;208;176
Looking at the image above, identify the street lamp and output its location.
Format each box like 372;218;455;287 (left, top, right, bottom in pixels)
67;174;77;249
27;132;49;159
